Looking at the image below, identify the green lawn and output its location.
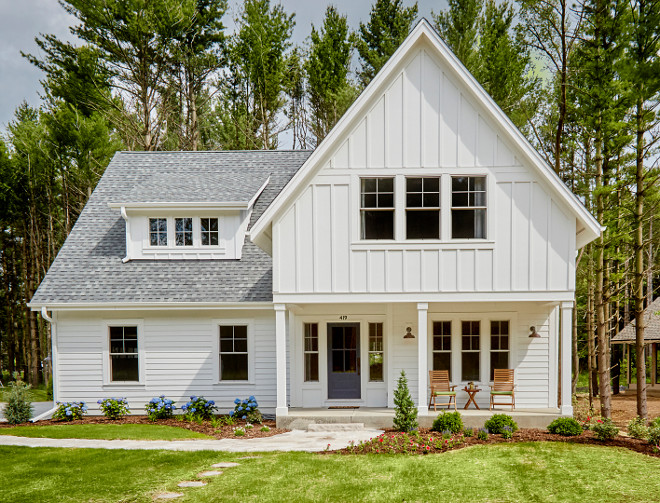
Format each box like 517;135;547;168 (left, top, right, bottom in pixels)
0;423;211;440
1;443;659;502
0;386;48;402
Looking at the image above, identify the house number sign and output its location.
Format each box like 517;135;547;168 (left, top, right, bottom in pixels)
339;315;348;320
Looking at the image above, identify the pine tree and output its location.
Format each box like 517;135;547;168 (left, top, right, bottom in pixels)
433;0;483;72
354;0;418;87
393;370;418;432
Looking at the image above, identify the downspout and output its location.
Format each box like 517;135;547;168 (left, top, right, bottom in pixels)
120;206;130;263
33;307;58;422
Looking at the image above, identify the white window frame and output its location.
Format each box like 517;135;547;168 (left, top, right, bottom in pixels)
148;218;168;247
214;318;255;384
405;176;441;240
367;322;384;382
359;176;396;240
200;217;220;247
174;217;193;247
431;320;452;373
303;322;320;382
489;320;511;380
450;175;488;240
102;319;145;386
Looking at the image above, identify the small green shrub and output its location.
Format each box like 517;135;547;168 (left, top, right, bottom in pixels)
233;426;246;436
46;377;53;401
501;426;514;439
647;425;660;447
627;417;649;440
260;425;270;432
97;397;130;420
477;428;489;441
145;396;176;421
245;422;254;429
2;380;33;424
463;427;474;437
547;417;582;437
181;396;217;421
53;401;87;421
431;411;463;434
651;417;660;429
393;371;418;432
592;418;619;441
484;414;518;434
231;396;262;423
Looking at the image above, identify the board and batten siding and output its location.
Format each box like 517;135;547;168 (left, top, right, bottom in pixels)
272;47;576;299
54;309;281;413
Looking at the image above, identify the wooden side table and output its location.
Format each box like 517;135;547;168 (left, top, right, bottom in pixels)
463;387;481;410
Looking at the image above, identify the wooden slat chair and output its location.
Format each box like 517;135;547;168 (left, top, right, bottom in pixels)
428;370;457;411
490;369;515;410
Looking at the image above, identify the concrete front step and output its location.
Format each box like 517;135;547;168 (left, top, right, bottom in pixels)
307;423;365;432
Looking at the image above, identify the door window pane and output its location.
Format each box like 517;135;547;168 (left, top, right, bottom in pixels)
304;323;319;382
368;323;384;382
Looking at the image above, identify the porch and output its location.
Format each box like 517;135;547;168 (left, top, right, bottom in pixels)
277;407;562;430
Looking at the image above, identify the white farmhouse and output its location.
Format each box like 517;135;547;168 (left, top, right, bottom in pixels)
30;20;600;427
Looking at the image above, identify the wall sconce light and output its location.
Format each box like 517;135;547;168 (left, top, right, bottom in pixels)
403;327;415;339
529;326;541;338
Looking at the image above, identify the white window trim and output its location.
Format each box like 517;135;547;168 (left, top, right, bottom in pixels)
102;319;145;386
450;174;489;240
303;322;320;383
144;216;226;251
200;217;221;247
367;322;385;383
489;320;511;380
174;217;194;247
214;318;255;385
148;217;168;248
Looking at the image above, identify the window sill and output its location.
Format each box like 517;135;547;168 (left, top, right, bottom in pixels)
103;382;145;387
351;240;495;251
214;380;255;386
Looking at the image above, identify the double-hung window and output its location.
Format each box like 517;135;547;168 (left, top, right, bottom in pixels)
109;326;139;382
432;321;451;373
451;176;486;239
461;321;480;381
368;322;384;382
201;218;219;246
360;178;394;239
175;218;193;246
303;323;319;382
149;218;168;246
406;177;440;239
490;321;510;380
219;325;248;381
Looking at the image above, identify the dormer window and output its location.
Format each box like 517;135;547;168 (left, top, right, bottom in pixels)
149;218;167;246
175;218;193;246
201;218;219;246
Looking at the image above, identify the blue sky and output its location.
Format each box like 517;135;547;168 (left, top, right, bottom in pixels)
0;0;446;131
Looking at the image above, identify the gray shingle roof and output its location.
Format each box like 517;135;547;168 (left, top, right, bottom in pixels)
30;150;312;306
611;297;660;343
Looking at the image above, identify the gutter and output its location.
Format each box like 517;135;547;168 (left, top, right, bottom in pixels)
34;307;58;422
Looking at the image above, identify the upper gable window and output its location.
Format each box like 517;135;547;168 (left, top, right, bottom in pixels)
149;218;168;246
452;176;486;239
175;218;193;246
360;177;394;240
406;177;440;239
201;218;219;246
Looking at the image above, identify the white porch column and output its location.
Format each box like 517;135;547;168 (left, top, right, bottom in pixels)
560;301;573;416
275;304;288;417
417;302;429;415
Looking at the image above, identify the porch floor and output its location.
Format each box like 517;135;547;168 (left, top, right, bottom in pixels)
278;407;563;430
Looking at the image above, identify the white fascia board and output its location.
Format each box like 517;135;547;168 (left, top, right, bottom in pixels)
247;176;270;210
108;201;249;210
28;301;275;311
250;19;601;250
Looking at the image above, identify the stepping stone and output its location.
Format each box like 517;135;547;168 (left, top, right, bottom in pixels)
211;462;240;468
198;470;223;477
153;492;184;500
177;481;207;488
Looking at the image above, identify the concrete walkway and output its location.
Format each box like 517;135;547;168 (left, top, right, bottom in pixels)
0;428;382;452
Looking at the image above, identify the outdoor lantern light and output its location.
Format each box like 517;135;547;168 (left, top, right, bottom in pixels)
403;327;415;339
529;326;541;338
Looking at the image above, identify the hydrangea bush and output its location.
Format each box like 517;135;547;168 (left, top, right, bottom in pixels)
53;401;87;421
230;396;262;423
98;397;130;420
181;396;217;421
146;396;176;421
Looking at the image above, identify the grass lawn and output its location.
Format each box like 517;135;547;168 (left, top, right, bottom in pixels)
1;443;660;502
0;423;212;440
0;386;48;402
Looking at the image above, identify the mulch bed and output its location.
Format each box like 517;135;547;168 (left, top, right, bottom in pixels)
332;428;660;458
0;415;287;439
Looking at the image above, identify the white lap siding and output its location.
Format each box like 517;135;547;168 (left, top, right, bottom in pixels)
54;309;278;414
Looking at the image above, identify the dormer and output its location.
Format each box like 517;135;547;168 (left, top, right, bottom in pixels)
109;170;269;261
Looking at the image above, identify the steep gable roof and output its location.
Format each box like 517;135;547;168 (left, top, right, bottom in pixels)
30;150;312;308
250;19;601;253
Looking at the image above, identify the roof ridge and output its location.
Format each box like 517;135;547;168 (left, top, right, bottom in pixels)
116;149;314;155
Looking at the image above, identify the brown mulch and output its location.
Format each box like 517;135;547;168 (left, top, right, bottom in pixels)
575;393;660;428
0;415;287;439
333;428;660;458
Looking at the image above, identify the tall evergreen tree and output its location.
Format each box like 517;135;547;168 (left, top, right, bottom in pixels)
354;0;418;87
306;5;356;144
433;0;483;71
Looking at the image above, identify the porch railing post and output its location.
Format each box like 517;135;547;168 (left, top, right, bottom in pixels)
275;304;288;417
417;302;429;415
560;301;574;416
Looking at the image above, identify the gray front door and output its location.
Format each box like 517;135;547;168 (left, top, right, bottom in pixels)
327;323;361;399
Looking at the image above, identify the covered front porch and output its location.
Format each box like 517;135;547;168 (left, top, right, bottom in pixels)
273;300;574;422
277;407;562;430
